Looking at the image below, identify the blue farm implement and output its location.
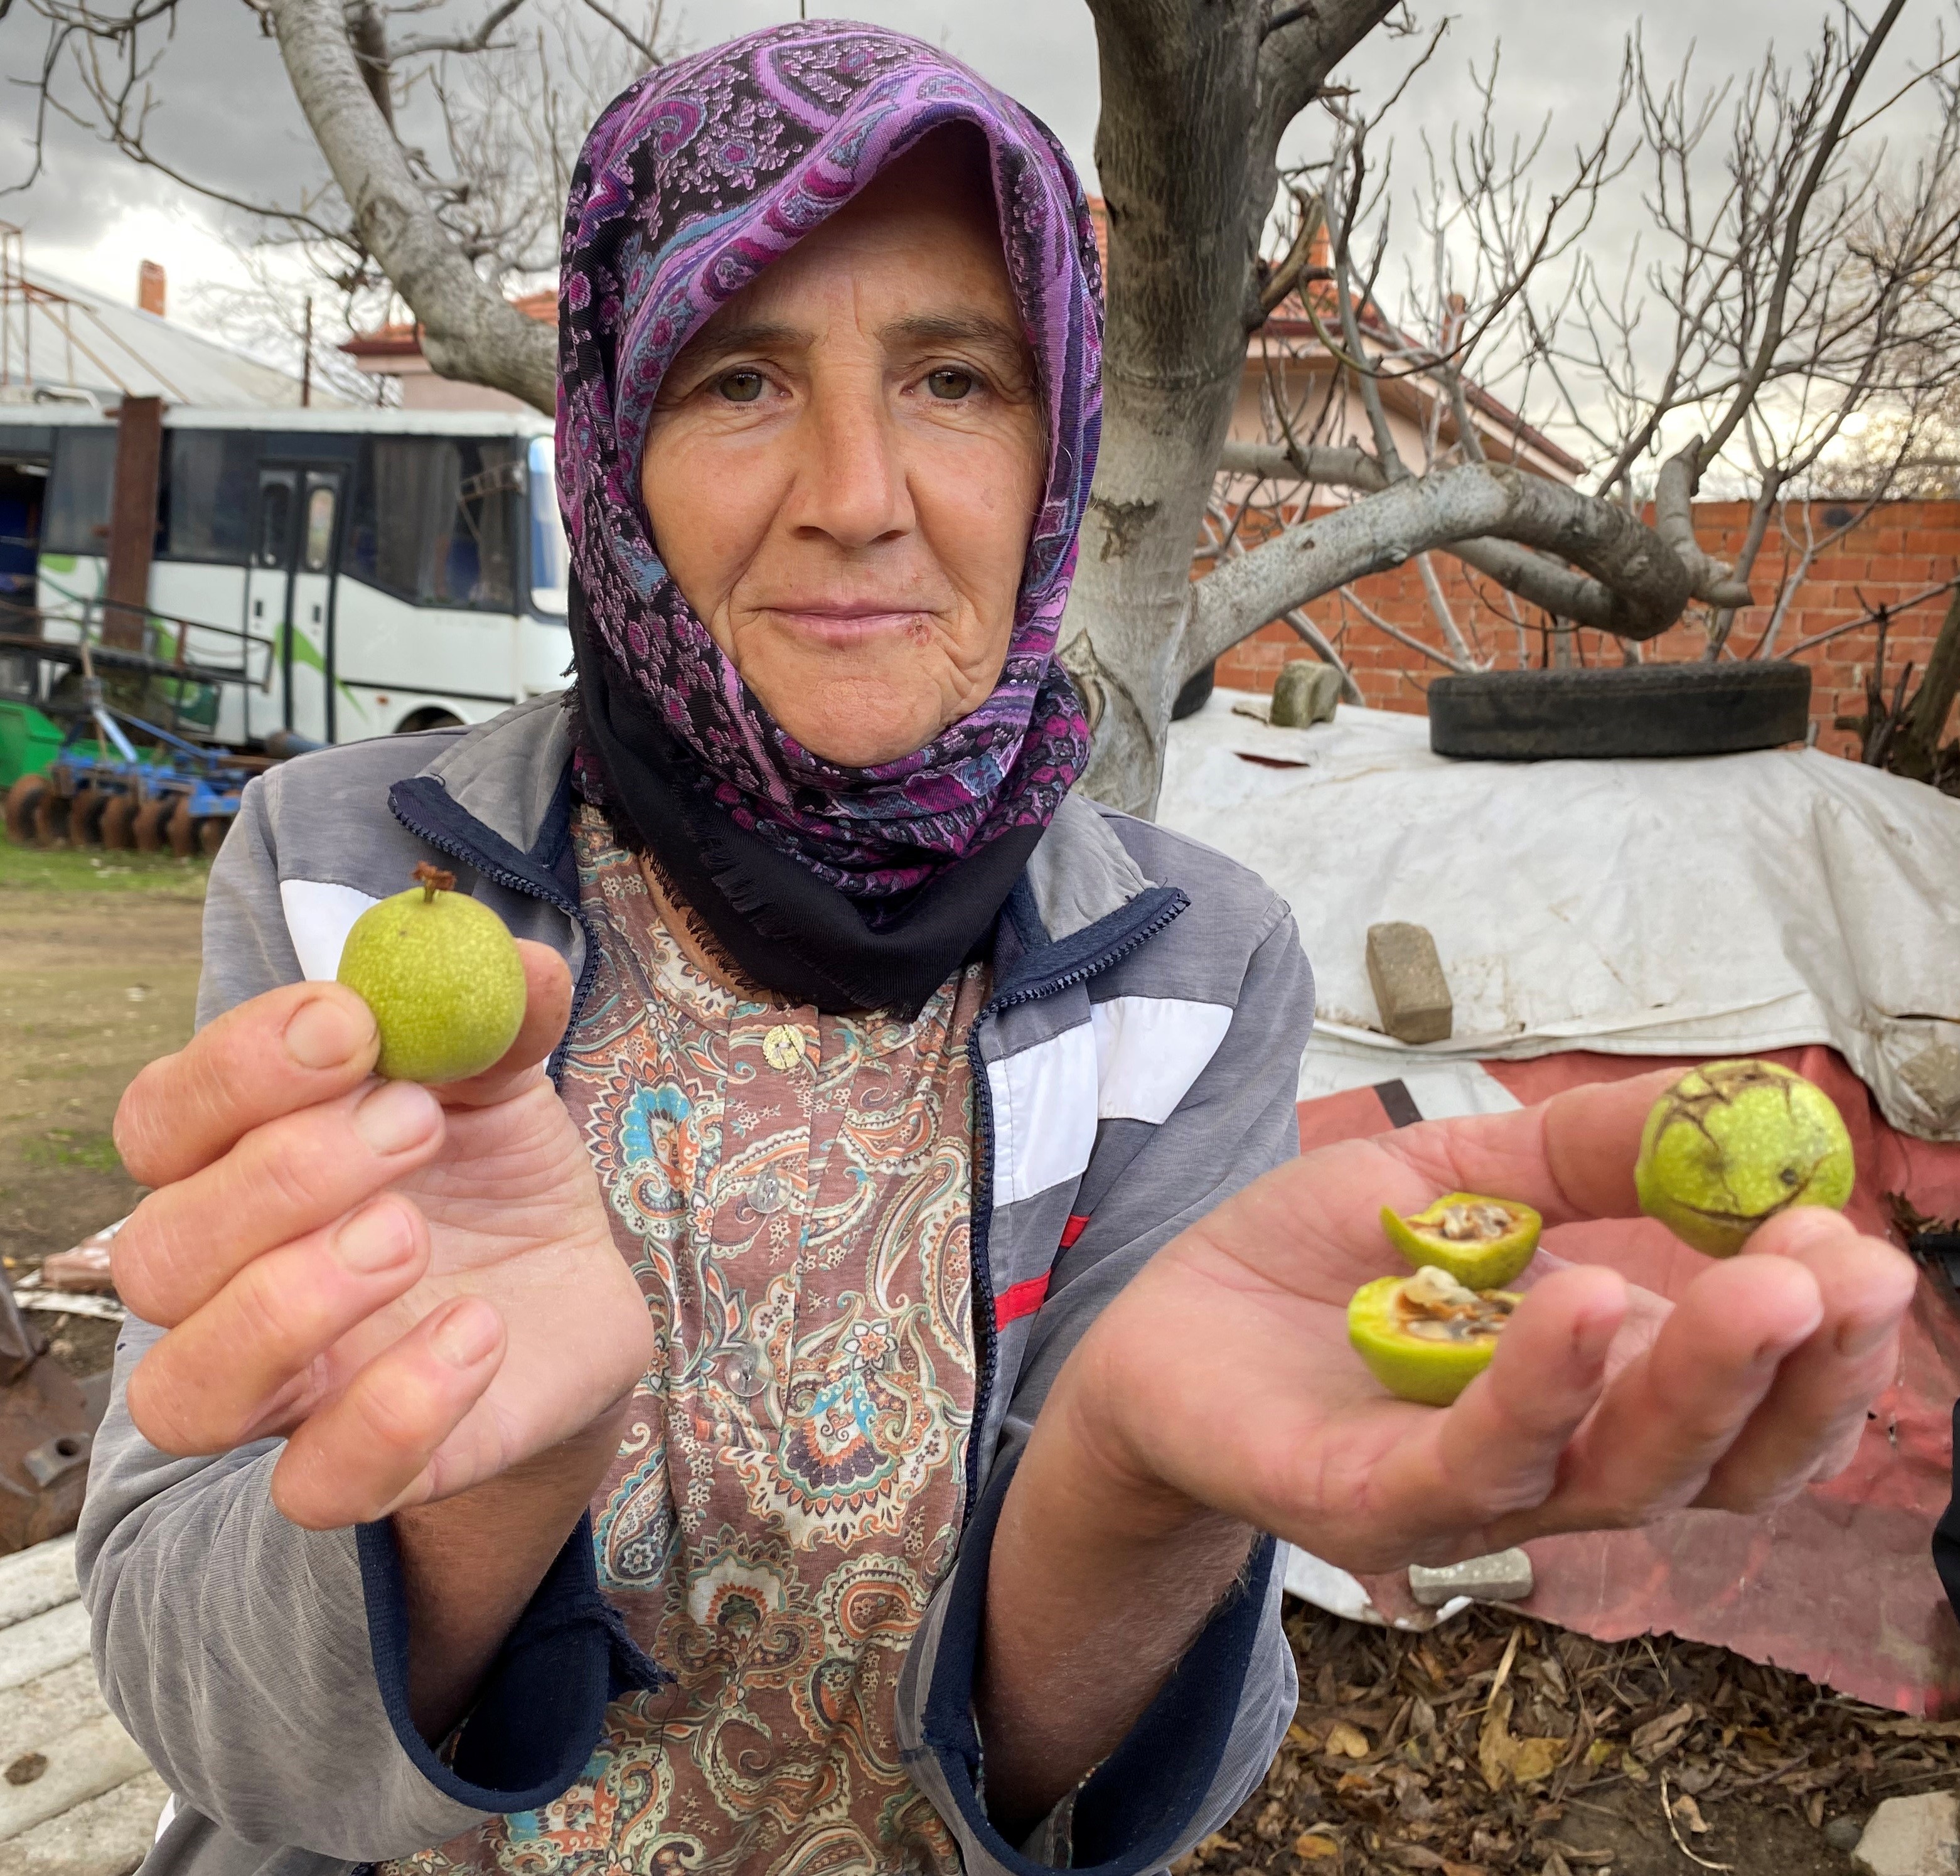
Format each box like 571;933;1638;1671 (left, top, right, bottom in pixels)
2;680;262;859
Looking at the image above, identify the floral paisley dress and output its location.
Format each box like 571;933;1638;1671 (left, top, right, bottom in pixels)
385;808;987;1875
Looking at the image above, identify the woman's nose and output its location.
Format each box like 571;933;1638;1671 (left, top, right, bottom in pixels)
788;371;913;548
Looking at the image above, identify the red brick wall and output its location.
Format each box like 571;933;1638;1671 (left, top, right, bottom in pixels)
1211;500;1960;759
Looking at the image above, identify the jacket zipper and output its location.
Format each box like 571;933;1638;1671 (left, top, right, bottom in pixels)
961;886;1189;1513
387;790;602;1083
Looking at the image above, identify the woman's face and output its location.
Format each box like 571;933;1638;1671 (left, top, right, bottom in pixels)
641;134;1044;768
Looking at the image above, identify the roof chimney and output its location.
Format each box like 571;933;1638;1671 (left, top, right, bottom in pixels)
137;260;166;319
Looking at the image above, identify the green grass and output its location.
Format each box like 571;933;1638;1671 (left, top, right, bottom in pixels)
21;1128;122;1172
0;841;207;896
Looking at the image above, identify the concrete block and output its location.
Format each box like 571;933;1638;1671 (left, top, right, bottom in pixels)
1852;1793;1960;1876
1366;922;1453;1045
1408;1548;1534;1607
6;1769;168;1876
1270;660;1341;727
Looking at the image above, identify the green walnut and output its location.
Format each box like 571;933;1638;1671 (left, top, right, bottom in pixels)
1634;1059;1855;1257
337;863;525;1085
1348;1265;1517;1407
1381;1192;1541;1290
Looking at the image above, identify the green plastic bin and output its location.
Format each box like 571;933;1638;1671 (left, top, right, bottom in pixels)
0;700;63;788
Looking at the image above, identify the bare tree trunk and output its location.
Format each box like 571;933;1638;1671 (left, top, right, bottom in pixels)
267;0;555;413
1064;0;1398;814
1895;586;1960;782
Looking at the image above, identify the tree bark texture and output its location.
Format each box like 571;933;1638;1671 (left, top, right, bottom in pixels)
1896;586;1960;782
269;0;555;414
1064;0;1400;813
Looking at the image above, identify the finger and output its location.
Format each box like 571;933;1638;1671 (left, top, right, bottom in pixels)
436;941;574;1110
116;982;380;1187
1360;1265;1627;1560
1693;1211;1917;1511
114;1079;444;1326
270;1297;506;1529
1523;1252;1824;1534
1376;1068;1679;1228
125;1195;431;1456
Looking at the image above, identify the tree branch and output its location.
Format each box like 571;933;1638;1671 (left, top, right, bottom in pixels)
267;0;554;412
1184;461;1695;680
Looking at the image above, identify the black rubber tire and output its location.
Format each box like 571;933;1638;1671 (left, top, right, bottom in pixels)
1428;660;1813;761
1171;661;1216;722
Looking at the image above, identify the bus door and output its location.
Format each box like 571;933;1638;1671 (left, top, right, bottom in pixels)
248;466;343;742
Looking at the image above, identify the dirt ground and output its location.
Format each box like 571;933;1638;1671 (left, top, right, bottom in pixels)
1176;1602;1960;1876
0;842;206;1377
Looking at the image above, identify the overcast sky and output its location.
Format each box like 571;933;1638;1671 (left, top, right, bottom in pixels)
0;1;1949;322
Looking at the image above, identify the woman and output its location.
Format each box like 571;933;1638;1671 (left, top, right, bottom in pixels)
81;23;1912;1876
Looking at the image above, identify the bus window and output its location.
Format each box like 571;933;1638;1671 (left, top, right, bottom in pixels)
527;434;567;617
163;431;256;563
41;428;117;555
256;478;296;569
341;436;520;610
303;482;336;572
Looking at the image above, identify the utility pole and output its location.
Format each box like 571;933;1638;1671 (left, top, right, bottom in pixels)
301;295;314;409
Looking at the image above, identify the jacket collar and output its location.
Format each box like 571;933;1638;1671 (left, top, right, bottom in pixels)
410;691;1157;948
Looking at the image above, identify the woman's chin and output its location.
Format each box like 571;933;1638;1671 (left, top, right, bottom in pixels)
763;688;960;769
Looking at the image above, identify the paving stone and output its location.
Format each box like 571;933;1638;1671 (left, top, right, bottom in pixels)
1408;1548;1535;1607
0;1602;90;1696
7;1771;168;1876
1270;661;1341;727
1853;1792;1960;1876
0;1538;78;1632
0;1710;151;1843
0;1658;113;1763
1366;921;1453;1045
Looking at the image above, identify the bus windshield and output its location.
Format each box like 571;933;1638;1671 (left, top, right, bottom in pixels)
528;434;569;617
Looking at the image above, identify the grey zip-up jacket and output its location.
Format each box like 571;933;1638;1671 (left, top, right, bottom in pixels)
78;695;1315;1876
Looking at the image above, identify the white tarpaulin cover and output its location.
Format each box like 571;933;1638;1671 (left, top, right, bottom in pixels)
1158;690;1960;1142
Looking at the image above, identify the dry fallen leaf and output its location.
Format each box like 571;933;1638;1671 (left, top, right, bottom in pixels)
1477;1690;1565;1791
1294;1831;1341;1860
1672;1792;1711;1835
1324;1719;1371;1759
1631;1702;1696;1759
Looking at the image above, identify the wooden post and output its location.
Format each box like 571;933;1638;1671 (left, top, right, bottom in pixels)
102;395;162;651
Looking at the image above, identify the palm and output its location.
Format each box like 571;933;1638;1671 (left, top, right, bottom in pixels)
308;1077;653;1498
1078;1071;1913;1575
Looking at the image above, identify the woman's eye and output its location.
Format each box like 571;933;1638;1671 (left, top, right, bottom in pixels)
715;370;765;404
925;368;977;400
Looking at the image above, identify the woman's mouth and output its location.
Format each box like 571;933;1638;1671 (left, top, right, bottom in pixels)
765;606;936;648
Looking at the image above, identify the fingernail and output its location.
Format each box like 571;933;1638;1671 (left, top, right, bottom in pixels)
334;1202;414;1275
352;1081;440;1155
432;1301;500;1368
285;995;373;1070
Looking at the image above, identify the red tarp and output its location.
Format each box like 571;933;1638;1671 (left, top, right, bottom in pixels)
1297;1044;1960;1715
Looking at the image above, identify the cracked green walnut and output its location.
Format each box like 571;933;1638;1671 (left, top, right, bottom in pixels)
336;862;526;1085
1634;1059;1855;1257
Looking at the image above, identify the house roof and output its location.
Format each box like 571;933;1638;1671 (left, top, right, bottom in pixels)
0;265;325;410
341;289;555;362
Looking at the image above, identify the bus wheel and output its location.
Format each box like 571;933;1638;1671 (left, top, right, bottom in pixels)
395;707;463;734
99;793;138;851
132;797;172;854
33;786;72;849
166;798;199;859
69;786;109;847
3;775;45;847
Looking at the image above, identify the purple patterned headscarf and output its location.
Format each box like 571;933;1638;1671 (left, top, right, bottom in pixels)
556;21;1100;899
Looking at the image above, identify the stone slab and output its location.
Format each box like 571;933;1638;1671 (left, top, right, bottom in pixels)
0;1602;91;1696
1853;1793;1960;1876
1365;921;1453;1046
0;1658;114;1764
0;1538;78;1632
7;1770;168;1876
0;1710;151;1842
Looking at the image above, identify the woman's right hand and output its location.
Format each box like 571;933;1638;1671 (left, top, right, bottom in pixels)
110;947;654;1531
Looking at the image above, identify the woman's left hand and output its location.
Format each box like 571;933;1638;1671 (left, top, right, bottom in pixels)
1046;1068;1917;1573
